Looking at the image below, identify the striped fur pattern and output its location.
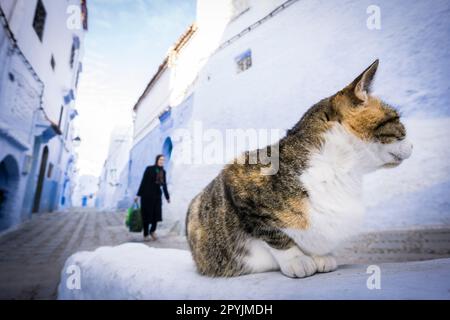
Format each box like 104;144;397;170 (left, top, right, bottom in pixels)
186;60;412;277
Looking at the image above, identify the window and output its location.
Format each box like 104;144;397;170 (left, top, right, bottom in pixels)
70;43;75;69
50;55;55;71
47;163;53;178
58;106;64;129
70;36;80;69
33;0;47;42
65;122;70;141
81;0;88;30
235;49;252;73
75;63;82;88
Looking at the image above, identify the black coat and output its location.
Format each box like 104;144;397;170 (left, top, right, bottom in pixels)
137;165;170;222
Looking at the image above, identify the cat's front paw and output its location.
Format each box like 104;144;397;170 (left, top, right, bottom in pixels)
280;255;317;278
312;255;338;273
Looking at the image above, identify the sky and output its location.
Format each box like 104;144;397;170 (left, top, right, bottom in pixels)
75;0;196;177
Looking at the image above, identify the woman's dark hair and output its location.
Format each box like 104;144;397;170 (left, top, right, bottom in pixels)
155;154;164;166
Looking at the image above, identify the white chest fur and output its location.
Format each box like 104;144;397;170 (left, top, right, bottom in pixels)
283;124;370;256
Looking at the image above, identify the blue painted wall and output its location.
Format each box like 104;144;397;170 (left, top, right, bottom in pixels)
0;15;42;231
128;94;194;202
0;13;78;231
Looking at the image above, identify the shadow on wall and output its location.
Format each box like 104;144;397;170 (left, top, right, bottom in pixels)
0;155;20;231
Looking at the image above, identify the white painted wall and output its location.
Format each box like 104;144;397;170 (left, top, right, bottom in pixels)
96;126;132;210
132;0;234;146
131;0;450;233
167;0;450;231
72;174;97;208
1;0;87;219
133;69;171;143
3;0;85;122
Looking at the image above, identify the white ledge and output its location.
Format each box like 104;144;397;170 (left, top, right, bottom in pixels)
58;243;450;300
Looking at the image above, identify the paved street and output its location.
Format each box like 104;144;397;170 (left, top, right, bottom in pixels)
0;209;449;299
0;209;187;299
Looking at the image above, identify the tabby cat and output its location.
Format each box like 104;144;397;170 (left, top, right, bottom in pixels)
186;60;412;278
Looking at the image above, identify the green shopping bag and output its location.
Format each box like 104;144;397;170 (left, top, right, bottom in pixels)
126;203;142;232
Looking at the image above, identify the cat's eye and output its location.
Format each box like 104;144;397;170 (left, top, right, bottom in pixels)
374;115;400;131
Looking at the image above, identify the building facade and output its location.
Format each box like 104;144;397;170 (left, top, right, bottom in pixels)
129;0;449;233
72;174;97;208
0;0;87;231
96;126;132;210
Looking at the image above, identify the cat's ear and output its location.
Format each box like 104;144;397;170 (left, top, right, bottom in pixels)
344;59;379;104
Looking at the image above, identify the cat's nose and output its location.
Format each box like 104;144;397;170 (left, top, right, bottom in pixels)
401;139;413;159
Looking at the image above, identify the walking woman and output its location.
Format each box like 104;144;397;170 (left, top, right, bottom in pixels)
135;154;170;241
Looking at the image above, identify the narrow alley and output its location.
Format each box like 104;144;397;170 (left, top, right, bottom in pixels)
1;0;449;302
